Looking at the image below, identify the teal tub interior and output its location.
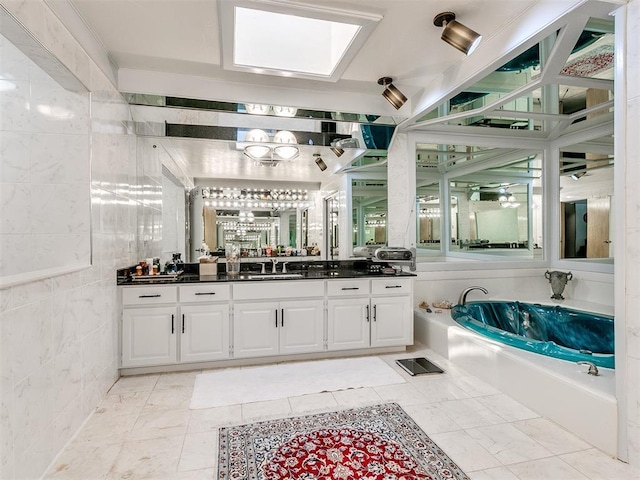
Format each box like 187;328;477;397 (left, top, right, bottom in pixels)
450;301;614;368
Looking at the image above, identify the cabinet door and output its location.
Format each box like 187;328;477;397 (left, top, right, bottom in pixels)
279;300;324;355
233;302;279;358
371;296;413;347
327;297;370;350
122;307;177;367
180;304;230;363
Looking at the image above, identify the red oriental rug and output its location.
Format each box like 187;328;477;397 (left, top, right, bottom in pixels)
217;403;469;480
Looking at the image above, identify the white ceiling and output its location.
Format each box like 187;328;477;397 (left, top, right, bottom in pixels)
70;0;539;97
60;0;611;183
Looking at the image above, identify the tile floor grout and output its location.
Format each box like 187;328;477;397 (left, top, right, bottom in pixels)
43;346;639;480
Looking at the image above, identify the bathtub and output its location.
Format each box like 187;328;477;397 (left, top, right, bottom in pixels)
414;307;618;457
450;301;614;369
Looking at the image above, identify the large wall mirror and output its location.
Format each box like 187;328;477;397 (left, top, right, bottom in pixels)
352;179;387;248
559;136;613;261
416;181;441;252
448;153;543;258
192;184;315;259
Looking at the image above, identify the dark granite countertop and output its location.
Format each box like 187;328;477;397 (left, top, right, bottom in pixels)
117;260;415;285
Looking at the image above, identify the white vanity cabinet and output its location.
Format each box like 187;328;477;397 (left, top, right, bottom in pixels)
120;274;413;371
121;284;231;368
121;286;179;367
370;278;413;347
327;277;413;351
179;284;231;363
327;279;371;350
232;281;325;358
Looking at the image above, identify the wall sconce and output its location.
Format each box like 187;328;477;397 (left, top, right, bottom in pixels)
314;153;327;171
433;12;482;55
377;77;407;110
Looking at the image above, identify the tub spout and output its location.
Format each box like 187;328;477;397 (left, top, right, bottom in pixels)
577;361;599;376
458;286;488;305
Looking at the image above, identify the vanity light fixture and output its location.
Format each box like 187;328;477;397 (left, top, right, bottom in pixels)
273;105;298;117
433;12;482;55
377;77;407;110
273;130;299;160
243;129;271;159
243;129;300;161
314;153;328;171
245;103;270;115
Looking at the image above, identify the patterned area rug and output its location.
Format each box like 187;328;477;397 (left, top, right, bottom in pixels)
218;403;469;480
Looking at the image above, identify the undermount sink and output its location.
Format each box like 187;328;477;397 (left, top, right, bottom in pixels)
248;273;304;280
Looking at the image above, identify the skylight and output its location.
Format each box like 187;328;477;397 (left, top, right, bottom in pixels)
234;7;359;76
219;1;381;82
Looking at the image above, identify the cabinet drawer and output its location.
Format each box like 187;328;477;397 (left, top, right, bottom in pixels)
234;280;324;300
371;278;413;295
122;286;177;306
327;279;370;297
180;284;230;303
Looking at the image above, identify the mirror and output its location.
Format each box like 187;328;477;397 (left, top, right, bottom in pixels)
448;152;543;258
560;137;614;260
351;179;387;248
326;193;340;259
191;185;316;260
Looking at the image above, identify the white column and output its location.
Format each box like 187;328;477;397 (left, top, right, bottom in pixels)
387;133;416;247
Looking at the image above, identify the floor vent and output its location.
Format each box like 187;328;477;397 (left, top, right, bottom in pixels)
395;357;444;376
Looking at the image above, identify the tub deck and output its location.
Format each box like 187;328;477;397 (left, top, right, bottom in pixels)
414;307;617;457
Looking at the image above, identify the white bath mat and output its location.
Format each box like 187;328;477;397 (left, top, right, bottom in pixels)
190;356;406;409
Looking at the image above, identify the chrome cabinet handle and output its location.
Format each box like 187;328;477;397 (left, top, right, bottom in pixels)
139;294;161;298
341;287;359;290
281;308;284;327
385;285;402;289
182;314;185;334
194;292;216;296
275;309;278;328
373;305;377;321
171;314;174;334
366;304;370;322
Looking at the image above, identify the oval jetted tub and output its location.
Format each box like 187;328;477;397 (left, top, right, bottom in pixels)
450;301;614;368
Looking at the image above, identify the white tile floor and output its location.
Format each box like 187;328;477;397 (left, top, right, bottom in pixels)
44;346;640;480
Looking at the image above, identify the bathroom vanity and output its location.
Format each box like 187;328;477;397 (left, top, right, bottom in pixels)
118;262;415;374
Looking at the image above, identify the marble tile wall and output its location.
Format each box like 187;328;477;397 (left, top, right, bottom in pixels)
0;32;90;278
0;1;157;478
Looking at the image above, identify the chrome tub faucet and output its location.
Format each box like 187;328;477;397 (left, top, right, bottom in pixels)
458;286;488;305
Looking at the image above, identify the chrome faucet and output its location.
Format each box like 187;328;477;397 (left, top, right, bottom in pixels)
270;258;279;274
458;286;488;305
282;262;289;273
577;361;599;376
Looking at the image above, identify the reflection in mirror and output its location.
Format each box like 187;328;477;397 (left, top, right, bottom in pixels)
192;185;314;259
448;153;543;257
351;180;387;248
326;193;340;259
560;138;613;260
416;182;440;251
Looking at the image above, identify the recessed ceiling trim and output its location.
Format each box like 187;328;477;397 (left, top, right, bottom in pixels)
218;0;382;82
